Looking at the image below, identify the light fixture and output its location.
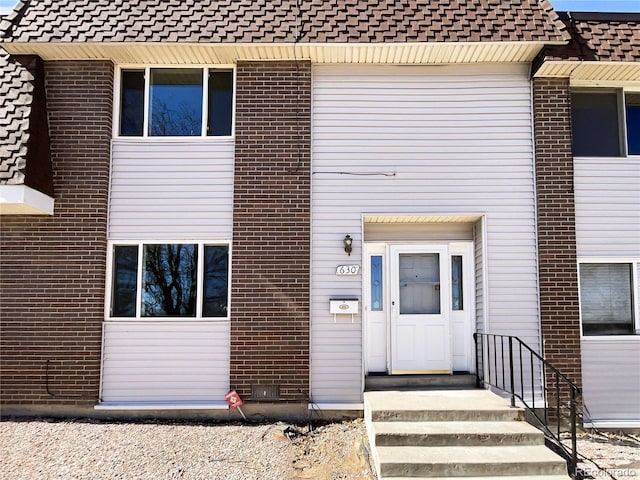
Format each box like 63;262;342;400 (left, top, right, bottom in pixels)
344;235;353;256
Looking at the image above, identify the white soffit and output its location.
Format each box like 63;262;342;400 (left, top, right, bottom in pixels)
363;214;483;224
0;41;550;65
535;61;640;84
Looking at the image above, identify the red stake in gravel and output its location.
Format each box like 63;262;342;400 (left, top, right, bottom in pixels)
225;390;247;421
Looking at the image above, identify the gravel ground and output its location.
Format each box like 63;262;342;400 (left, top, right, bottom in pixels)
0;418;375;480
1;417;638;480
565;431;640;479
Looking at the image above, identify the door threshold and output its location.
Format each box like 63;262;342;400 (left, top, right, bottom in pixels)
364;372;477;391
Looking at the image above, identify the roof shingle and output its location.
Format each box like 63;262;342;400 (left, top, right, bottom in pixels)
1;0;568;44
0;48;32;186
543;12;640;62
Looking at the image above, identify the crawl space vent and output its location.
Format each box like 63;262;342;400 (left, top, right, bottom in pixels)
251;384;280;401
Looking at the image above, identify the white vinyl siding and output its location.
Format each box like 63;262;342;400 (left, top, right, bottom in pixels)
109;139;234;240
574;158;640;257
311;64;539;403
581;337;640;425
574;157;640;425
103;139;234;405
101;322;230;402
579;263;640;426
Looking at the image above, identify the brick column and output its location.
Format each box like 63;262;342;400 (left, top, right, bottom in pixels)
0;61;113;408
532;77;582;405
231;60;311;401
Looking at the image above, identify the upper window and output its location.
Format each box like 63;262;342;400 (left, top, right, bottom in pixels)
579;262;638;336
571;90;640;157
118;68;234;138
109;242;229;319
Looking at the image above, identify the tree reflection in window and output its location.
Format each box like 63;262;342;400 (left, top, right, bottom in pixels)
111;245;138;317
142;244;197;317
149;69;203;136
203;246;229;317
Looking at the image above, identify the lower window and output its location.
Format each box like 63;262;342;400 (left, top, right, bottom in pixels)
579;262;638;335
109;242;229;319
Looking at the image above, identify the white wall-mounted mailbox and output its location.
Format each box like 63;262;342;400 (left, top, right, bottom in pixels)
329;299;359;323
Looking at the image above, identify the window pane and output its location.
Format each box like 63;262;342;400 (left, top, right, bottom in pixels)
399;253;440;315
203;246;229;317
571;91;621;157
208;70;233;136
111;245;138;317
120;70;145;136
626;93;640;155
149;69;203;136
371;256;383;311
142;244;197;317
451;255;463;311
580;263;634;335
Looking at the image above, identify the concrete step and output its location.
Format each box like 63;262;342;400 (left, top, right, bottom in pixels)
372;420;545;447
365;390;524;423
365;390;571;479
377;445;569;478
366;374;477;391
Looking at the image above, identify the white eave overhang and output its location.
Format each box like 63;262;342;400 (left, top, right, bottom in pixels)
0;41;562;65
534;60;640;85
363;213;483;224
0;184;54;215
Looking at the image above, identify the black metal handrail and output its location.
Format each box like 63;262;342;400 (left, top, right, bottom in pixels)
473;333;581;479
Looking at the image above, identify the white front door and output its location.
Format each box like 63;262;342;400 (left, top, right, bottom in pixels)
390;245;451;374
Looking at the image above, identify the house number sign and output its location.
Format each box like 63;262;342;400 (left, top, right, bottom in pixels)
336;265;360;275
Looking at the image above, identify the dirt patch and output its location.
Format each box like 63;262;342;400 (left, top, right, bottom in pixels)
282;421;376;479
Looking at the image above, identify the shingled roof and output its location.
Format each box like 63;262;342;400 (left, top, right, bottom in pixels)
0;48;32;186
545;12;640;62
1;0;568;44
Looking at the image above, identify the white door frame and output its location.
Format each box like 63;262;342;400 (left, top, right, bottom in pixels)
363;241;475;375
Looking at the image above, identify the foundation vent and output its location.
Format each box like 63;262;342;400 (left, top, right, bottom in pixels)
251;384;280;401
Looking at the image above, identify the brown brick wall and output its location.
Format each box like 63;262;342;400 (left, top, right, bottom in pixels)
0;61;113;407
532;77;582;392
231;60;311;402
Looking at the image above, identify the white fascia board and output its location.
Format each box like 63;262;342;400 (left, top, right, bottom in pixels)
0;185;54;215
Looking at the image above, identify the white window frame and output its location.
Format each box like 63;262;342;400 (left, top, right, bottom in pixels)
113;65;236;140
105;240;231;321
571;87;640;158
577;257;640;338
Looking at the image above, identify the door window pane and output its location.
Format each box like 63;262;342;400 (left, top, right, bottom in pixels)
142;244;197;317
451;255;463;311
626;93;640;155
580;263;634;335
119;70;145;136
399;253;440;315
202;245;229;317
371;256;383;311
571;91;621;157
111;245;139;317
149;69;203;136
208;70;233;136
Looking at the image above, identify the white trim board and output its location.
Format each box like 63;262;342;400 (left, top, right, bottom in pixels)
95;401;229;410
308;403;364;411
583;420;640;429
0;185;54;215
